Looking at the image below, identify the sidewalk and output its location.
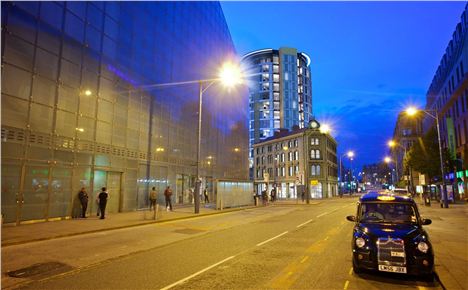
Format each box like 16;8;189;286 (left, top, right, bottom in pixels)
417;202;468;289
1;199;327;247
1;204;247;247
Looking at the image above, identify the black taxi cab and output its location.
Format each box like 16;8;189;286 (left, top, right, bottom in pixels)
346;192;434;276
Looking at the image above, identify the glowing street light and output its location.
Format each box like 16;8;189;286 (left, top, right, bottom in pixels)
84;89;92;96
384;156;392;163
218;62;243;87
320;124;331;134
405;106;448;208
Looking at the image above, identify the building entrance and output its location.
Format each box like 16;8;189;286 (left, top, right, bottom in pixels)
92;170;122;214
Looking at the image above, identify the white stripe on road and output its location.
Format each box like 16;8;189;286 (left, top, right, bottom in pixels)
316;212;329;218
296;219;314;228
256;231;289;247
160;255;235;290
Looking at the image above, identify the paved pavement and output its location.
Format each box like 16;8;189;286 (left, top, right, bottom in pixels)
1;199;320;247
417;202;468;289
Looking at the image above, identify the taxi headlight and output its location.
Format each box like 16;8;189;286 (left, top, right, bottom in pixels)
355;237;366;248
417;241;429;253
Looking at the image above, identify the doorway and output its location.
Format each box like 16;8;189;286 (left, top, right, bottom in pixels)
92;170;122;214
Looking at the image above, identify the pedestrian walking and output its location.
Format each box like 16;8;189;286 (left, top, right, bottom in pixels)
203;188;209;203
78;187;89;218
301;190;305;202
149;187;157;211
164;186;173;211
98;187;109;219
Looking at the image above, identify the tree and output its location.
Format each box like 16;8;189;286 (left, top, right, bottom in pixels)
405;128;453;183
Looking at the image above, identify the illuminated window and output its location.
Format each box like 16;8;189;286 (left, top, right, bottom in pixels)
310;165;321;176
310;149;321;159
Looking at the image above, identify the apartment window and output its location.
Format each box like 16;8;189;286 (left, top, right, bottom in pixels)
281;167;285;177
295;165;299;173
294;139;298;147
294;151;299;160
310;165;321;176
288;151;293;161
310;138;319;145
289;166;293;176
310;149;321;159
281;153;285;162
465;90;468;111
464;119;467;145
462;94;466;113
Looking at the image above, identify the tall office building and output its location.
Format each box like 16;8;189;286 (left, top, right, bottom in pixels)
1;1;248;224
241;47;313;171
423;4;468;195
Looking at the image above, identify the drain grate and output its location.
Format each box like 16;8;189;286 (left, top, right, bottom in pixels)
7;262;74;279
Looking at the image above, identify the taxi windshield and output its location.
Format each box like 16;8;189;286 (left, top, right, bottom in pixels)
360;202;417;224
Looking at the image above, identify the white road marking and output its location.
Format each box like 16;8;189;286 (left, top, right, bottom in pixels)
296;219;314;228
160;255;235;290
316;212;329;218
256;231;289;247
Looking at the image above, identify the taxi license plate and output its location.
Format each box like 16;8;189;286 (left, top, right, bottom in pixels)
378;265;407;273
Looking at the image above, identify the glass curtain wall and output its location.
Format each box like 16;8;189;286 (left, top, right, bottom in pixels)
1;1;248;224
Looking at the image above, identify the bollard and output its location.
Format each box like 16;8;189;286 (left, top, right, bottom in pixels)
154;204;159;220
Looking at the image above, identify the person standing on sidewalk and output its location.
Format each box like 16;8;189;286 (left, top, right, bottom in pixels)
203;188;209;203
78;187;89;218
164;186;173;211
149;187;157;211
98;187;109;219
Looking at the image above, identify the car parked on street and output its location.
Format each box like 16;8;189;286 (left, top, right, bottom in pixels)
346;192;434;277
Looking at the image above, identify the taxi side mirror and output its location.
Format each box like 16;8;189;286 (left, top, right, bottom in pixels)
422;218;432;225
346;215;356;222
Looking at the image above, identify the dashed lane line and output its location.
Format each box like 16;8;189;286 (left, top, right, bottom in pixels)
300;256;309;264
256;231;289;247
296;219;314;228
316;212;329;218
160;255;235;290
344;280;350;290
348;267;353;275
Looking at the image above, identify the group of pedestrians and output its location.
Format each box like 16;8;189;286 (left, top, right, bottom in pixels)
77;187;109;219
148;186;174;211
260;188;278;205
77;185;207;218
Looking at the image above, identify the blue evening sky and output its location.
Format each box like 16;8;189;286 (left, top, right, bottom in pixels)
221;1;466;170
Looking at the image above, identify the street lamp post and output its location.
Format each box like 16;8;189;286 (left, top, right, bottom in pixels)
193;63;243;213
388;140;411;189
339;151;354;194
406;107;448;208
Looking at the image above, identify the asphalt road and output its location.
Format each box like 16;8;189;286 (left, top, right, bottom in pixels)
12;197;441;289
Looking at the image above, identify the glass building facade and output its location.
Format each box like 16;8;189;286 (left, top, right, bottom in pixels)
1;1;248;224
241;47;313;172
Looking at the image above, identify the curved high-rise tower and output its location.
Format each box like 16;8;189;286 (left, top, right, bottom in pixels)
242;47;313;173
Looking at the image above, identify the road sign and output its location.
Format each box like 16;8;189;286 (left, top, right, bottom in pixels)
310;180;319;185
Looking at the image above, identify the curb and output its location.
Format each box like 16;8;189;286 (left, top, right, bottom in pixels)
1;206;255;248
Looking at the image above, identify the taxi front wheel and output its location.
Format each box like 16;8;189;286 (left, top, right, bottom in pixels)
352;259;363;274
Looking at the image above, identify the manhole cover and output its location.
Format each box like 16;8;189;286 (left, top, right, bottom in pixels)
7;262;73;279
174;228;206;235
